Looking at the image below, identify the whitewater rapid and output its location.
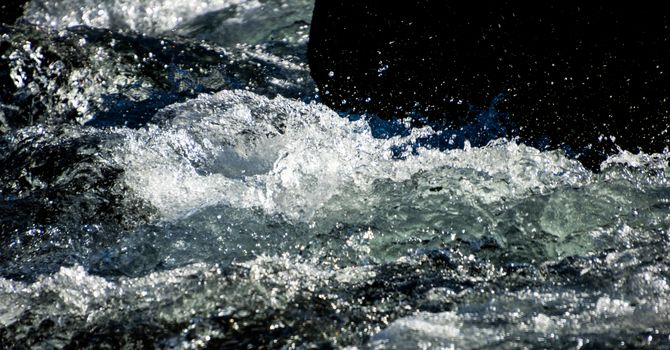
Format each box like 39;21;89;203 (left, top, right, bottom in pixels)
1;0;669;348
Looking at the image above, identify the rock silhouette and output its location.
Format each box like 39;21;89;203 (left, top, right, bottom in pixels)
308;1;670;169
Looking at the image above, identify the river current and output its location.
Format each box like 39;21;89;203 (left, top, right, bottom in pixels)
1;1;669;348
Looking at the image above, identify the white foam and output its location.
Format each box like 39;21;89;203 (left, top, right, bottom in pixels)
601;147;670;171
113;90;592;223
23;0;259;34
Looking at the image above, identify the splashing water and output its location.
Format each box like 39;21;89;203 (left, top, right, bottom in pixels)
1;0;669;348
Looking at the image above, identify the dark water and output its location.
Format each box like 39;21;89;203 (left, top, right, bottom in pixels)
1;1;669;348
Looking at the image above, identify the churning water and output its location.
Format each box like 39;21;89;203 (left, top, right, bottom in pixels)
1;0;669;348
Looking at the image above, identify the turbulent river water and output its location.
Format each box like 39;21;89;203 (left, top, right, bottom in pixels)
1;1;670;348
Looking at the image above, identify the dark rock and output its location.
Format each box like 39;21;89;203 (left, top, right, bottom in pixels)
0;0;29;25
308;1;670;169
